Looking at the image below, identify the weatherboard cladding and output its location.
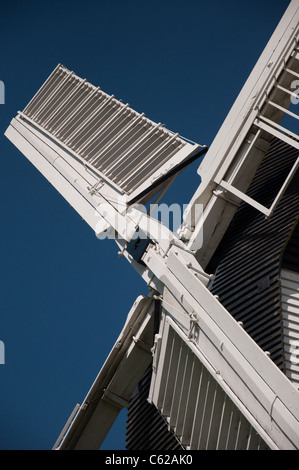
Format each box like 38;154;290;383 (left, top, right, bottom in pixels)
282;221;299;273
206;137;299;370
126;137;299;449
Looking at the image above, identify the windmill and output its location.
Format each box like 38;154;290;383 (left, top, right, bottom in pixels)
5;0;299;450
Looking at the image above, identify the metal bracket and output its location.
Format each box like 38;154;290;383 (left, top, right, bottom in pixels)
188;311;199;341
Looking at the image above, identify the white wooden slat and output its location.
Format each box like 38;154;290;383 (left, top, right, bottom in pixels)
85;108;131;162
181;355;201;446
43;77;84;129
23;64;61;114
104;123;163;178
36;73;76;124
76;102;118;153
25;65;65;117
17;112;126;196
47;79;88;131
63;90;106;144
155;324;173;410
21;64;199;200
150;319;268;449
66;94;114;147
205;384;227;449
174;347;193;438
161;333;182;417
32;69;70;121
235;414;249;450
122;138;182;190
168;340;187;430
190;365;209;450
53;86;99;137
196;371;212;449
215;395;232;450
78;102;123;154
97;123;151;173
89;112;145;169
225;405;241;450
106;123;165;174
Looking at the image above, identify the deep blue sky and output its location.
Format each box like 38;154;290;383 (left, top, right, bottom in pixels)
0;0;290;450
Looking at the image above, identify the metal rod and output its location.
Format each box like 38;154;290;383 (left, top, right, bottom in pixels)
52;403;80;449
90;112;145;169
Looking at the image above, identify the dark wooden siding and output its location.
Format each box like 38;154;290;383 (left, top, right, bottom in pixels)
282;220;299;273
126;368;184;450
207;138;299;370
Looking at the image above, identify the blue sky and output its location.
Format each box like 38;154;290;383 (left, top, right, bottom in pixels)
0;0;290;450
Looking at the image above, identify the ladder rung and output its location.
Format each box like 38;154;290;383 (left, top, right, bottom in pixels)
257;114;299;142
276;83;299;101
254;118;299;150
217;180;270;216
267;100;299;121
284;67;299;79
